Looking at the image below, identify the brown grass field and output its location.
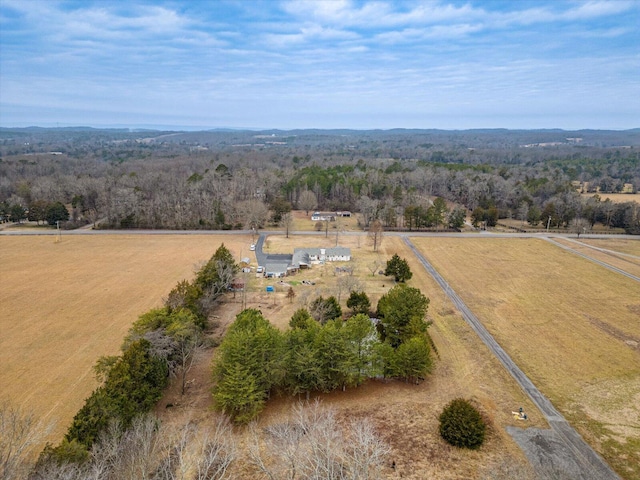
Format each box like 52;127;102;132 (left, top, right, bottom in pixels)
550;238;640;279
410;237;640;478
0;234;252;444
579;238;640;257
580;193;639;203
3;232;639;478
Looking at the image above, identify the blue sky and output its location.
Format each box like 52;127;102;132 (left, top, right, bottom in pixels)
1;0;638;130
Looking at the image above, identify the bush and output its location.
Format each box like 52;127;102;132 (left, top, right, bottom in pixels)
439;398;486;449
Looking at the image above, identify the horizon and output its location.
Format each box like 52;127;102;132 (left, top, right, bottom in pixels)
1;1;639;130
2;124;639;133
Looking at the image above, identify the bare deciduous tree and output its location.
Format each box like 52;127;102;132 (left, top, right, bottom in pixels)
156;417;235;480
336;275;363;304
281;212;294;238
238;199;269;230
367;219;384;252
199;260;237;315
298;190;318;216
91;415;162;480
248;400;388;480
570;217;591;238
344;418;390;480
175;328;206;396
367;258;382;277
0;400;54;480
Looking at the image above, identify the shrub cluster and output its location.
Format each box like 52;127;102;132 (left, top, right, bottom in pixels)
213;285;434;424
438;398;486;449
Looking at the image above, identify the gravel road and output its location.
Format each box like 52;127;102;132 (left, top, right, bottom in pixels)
544;237;640;283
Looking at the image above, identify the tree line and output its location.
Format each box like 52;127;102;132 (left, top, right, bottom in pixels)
1;128;638;233
212;281;433;424
2;398;392;480
34;244;238;468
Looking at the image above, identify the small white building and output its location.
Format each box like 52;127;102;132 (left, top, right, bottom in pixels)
311;212;336;222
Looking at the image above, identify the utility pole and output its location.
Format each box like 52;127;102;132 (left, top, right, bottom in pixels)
546;215;552;232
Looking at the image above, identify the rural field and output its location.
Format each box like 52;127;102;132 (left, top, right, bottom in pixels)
580;193;639;203
3;232;639;478
158;233;546;478
410;237;640;478
550;237;640;279
578;238;640;257
0;233;252;444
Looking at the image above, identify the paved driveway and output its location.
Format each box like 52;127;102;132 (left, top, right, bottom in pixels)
254;234;292;268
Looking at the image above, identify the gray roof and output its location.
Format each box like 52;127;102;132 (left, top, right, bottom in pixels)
264;263;289;274
292;250;311;267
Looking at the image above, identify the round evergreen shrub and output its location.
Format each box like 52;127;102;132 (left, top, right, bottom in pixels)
439;398;486;449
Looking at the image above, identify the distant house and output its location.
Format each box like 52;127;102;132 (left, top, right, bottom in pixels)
336;211;351;217
311;212;336;222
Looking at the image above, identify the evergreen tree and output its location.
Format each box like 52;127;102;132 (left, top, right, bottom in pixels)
314;320;355;392
213;362;266;423
384;254;412;283
195;243;238;293
212;309;284;422
439;398;486;450
377;284;429;348
394;336;433;383
284;323;322;399
65;339;167;448
289;308;314;329
310;296;342;324
344;314;379;384
45;201;69;225
448;207;466;230
346;291;371;315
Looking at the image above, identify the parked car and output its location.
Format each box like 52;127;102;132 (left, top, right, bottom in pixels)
250;244;256;251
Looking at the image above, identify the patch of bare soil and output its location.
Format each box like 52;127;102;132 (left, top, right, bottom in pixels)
507;427;587;479
570;377;640;442
586;315;640;351
154;299;241;426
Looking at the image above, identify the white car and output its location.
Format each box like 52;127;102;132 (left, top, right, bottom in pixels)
250;244;256;251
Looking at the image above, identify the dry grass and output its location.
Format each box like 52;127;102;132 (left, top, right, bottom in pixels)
551;237;640;279
6;232;636;478
288;210;361;232
0;234;252;444
580;193;640;204
410;237;640;477
579;238;640;257
173;234;545;478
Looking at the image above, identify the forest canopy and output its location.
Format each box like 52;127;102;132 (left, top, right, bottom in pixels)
1;127;638;233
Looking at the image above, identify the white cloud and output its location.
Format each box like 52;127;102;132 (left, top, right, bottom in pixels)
563;1;634;20
281;0;482;28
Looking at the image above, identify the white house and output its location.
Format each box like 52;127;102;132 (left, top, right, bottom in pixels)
310;212;336;222
292;247;351;268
